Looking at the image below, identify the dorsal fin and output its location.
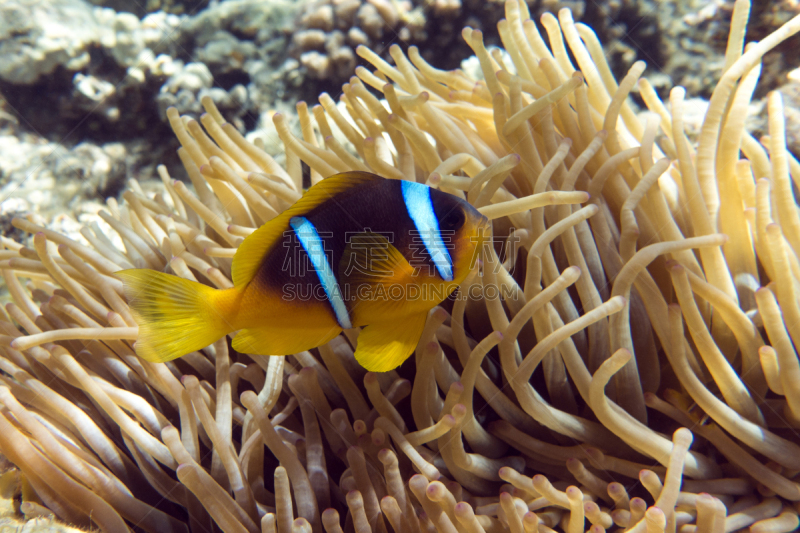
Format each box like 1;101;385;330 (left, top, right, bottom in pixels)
232;171;378;287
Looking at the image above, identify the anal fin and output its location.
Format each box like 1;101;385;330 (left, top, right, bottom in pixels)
354;312;428;372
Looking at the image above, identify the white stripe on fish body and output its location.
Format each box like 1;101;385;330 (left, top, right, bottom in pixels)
401;180;454;281
289;216;353;329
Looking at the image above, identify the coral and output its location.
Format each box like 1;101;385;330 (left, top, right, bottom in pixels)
0;1;800;532
0;0;301;218
0;134;129;218
0;1;184;86
86;0;212;17
292;0;426;82
155;61;249;127
291;0;520;85
0;0;297;138
660;0;800;97
288;0;673;91
0;2;185;140
0;0;99;85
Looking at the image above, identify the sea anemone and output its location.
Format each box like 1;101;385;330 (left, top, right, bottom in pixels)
1;0;800;531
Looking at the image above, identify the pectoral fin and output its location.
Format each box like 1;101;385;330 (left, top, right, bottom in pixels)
339;232;416;287
354;312;428;372
340;232;421;321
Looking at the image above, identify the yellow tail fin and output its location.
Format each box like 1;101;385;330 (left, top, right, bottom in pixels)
116;269;235;362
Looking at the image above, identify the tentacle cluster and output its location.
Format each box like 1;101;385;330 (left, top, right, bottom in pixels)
0;0;800;531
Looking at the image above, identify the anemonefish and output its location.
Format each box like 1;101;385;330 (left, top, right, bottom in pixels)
117;171;489;372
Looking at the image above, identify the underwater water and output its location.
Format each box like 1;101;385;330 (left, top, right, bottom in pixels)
0;0;799;532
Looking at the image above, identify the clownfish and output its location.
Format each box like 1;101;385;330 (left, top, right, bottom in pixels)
117;171;489;372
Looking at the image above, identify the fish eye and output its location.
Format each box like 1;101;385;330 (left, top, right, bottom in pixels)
441;209;465;231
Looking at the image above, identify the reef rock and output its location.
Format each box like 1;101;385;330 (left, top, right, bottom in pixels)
0;0;101;84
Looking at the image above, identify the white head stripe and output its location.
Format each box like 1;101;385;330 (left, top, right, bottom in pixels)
401;180;454;281
290;217;352;329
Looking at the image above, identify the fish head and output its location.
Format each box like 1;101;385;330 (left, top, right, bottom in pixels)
428;188;491;283
462;200;491;273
